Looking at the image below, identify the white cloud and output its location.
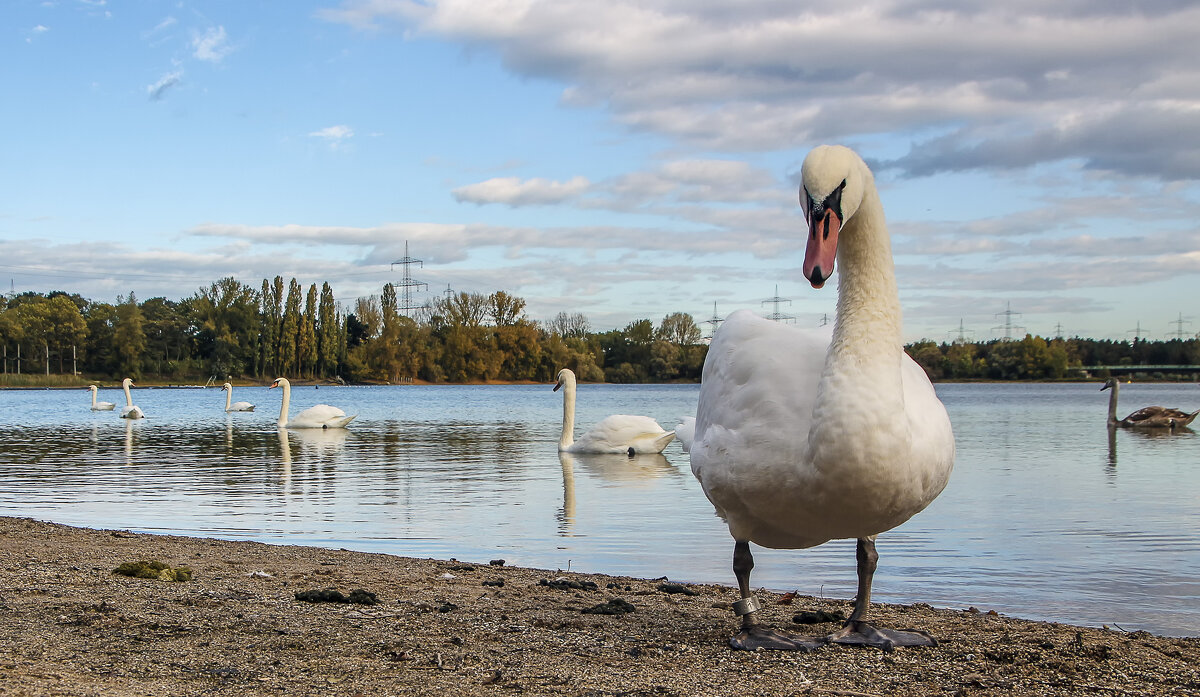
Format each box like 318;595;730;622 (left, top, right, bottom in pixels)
307;125;355;150
192;25;233;62
25;25;49;43
322;1;1200;179
146;70;183;100
453;176;591;206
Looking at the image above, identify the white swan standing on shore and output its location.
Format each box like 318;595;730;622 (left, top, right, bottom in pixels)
221;383;256;412
118;378;145;420
270;377;356;429
553;368;675;454
690;145;955;652
87;385;115;411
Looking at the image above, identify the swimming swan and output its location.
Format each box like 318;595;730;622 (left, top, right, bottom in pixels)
553;368;675;454
119;378;145;419
88;385;115;411
270;377;356;429
221;383;256;412
1101;378;1197;429
689;145;955;652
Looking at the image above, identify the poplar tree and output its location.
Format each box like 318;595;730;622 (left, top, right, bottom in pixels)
298;284;318;378
318;282;338;377
278;279;301;376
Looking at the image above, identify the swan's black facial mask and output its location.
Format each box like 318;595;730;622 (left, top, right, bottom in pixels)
801;179;846;289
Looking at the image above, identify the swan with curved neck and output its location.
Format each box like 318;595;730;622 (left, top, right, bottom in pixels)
119;378;145;419
1102;378;1197;429
270;377;356;429
221;382;256;412
690;145;955;651
88;385;115;411
553;368;675;454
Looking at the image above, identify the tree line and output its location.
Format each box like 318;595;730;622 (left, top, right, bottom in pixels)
3;278;1196;384
906;334;1200;381
0;277;706;384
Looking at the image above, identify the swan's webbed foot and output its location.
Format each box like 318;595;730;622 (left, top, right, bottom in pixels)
827;619;937;652
730;625;823;652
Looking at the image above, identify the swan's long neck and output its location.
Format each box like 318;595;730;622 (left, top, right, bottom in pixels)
225;389;233;411
90;388;97;407
813;177;907;450
278;382;290;427
828;182;904;388
123;382;133;406
559;380;576;450
1107;382;1119;425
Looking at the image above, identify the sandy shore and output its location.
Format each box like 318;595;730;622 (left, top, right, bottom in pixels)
1;517;1195;696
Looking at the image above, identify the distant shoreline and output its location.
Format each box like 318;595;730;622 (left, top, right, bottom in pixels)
4;376;1197;390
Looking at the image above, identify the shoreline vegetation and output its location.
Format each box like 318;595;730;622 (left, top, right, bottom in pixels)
3;282;1198;391
1;516;1196;696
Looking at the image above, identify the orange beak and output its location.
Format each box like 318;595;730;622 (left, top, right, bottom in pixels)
802;207;840;289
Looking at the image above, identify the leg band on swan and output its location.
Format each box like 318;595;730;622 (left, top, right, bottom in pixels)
732;597;763;616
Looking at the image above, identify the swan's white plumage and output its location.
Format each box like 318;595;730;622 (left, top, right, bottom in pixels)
88;385;115;411
118;378;145;420
675;416;695;453
555;368;675;454
689;144;954;553
221;382;256;412
271;377;356;429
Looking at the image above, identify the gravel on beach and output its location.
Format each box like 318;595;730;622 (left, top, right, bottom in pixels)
1;516;1196;696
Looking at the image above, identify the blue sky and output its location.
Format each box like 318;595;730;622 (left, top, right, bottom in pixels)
3;1;1199;341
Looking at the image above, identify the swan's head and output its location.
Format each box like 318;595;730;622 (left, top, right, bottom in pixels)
1100;378;1118;391
221;382;232;392
799;145;871;289
122;377;135;388
270;377;288;389
553;368;576;392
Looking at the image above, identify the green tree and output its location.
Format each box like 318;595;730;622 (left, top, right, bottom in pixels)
142;297;189;378
657;312;701;346
298;283;318;378
113;293;146;378
278;278;301;376
191;277;260;378
318;282;339;377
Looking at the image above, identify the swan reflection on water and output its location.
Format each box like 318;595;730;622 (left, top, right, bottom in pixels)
1106;422;1194;471
557;451;577;534
556;450;680;536
568;451;678;484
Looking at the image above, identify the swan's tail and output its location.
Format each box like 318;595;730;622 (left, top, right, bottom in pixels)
649;430;676;454
1178;410;1200;428
675;416;696;453
326;414;358;429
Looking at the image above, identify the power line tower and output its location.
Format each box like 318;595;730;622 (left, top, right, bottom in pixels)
1052;322;1066;340
1127;321;1148;341
948;319;974;344
703;301;724;339
390;241;428;317
818;313;830;327
1167;312;1192;340
992;302;1025;340
761;285;795;323
442;283;455;301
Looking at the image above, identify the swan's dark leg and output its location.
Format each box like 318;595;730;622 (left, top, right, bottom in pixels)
826;536;937;651
729;541;821;651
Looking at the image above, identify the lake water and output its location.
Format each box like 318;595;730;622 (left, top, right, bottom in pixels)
1;381;1197;637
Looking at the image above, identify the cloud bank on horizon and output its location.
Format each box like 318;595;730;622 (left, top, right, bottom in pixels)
2;0;1198;340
